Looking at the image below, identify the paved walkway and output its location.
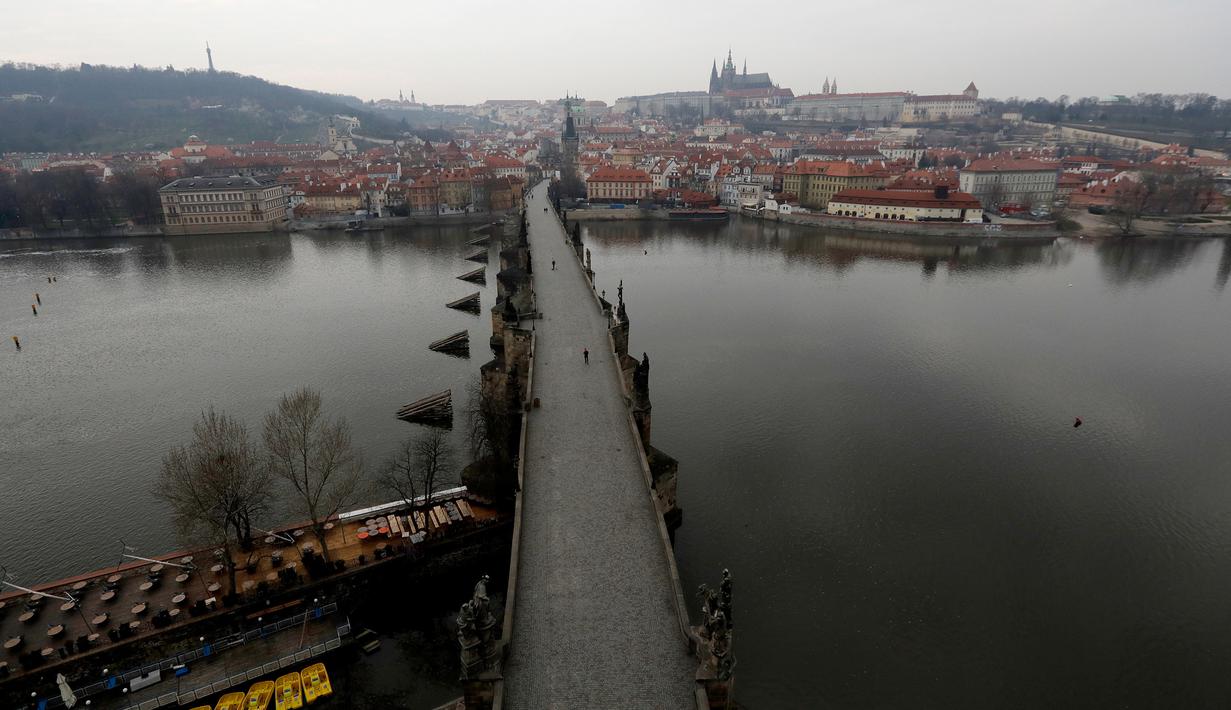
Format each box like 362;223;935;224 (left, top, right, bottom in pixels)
502;186;695;708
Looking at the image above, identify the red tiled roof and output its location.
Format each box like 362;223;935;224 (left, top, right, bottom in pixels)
963;158;1056;172
586;165;652;183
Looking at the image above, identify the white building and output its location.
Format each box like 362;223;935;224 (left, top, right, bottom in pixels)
959;158;1058;209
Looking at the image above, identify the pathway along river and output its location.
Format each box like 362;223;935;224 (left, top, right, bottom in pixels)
4;223;1231;707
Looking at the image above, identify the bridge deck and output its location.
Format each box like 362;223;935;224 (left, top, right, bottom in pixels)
502;187;695;708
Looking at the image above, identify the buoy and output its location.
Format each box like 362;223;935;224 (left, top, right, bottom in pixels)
47;276;52;283
35;293;41;305
31;304;38;316
1073;417;1083;428
52;276;56;282
11;336;20;350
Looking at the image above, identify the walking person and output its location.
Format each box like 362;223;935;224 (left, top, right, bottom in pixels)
552;260;556;270
583;348;589;365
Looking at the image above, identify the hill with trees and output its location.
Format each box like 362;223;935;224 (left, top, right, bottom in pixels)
0;62;436;152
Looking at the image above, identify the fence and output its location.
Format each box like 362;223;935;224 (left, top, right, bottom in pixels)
35;604;346;709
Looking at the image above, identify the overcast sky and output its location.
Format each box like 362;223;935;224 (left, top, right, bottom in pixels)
4;0;1228;104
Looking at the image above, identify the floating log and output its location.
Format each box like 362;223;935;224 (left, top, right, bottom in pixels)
397;389;453;427
458;266;486;285
445;292;481;314
464;248;489;263
428;330;470;357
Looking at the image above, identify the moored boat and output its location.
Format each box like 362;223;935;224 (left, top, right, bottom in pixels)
275;672;304;710
215;693;246;710
300;662;333;703
668;208;729;221
244;680;274;710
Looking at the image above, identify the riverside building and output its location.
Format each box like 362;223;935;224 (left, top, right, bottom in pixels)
159;176;290;234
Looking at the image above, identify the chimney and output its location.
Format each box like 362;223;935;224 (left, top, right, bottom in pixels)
934;185;950;199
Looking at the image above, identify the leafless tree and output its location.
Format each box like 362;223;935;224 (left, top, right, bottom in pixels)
263;387;363;563
378;429;454;511
1105;179;1153;235
155;408;272;597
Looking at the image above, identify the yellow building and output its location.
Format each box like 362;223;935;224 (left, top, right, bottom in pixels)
782;161;889;209
160;176;289;234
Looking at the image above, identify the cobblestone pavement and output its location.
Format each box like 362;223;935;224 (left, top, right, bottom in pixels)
502;186;696;709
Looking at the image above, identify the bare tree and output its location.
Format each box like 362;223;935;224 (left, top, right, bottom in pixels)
1105;181;1151;235
378;429;454;512
263;387;363;564
155;408;271;597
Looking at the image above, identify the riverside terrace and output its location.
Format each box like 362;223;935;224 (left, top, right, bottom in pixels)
0;488;506;698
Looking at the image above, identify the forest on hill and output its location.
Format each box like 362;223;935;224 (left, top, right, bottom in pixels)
0;63;449;152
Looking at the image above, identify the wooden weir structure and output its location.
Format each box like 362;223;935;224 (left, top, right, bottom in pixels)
458;266;486;285
445;292;481;314
396;389;453;426
428;330;470;356
464;248;489;263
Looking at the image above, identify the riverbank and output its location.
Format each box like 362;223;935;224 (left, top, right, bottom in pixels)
0;489;511;708
744;207;1061;239
289;210;513;231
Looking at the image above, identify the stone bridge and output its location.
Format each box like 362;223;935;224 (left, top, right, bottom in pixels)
454;182;736;709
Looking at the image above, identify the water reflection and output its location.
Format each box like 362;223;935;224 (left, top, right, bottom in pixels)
158;233;294;280
1098;236;1209;286
1216;238;1230;293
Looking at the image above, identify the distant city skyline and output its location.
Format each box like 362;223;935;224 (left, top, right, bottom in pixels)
4;0;1229;104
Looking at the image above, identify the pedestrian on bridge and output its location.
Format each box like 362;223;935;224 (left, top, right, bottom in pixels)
583;348;589;364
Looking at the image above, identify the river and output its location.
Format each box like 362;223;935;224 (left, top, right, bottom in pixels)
3;222;1231;707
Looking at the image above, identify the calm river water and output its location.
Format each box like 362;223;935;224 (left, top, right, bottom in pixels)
3;222;1231;708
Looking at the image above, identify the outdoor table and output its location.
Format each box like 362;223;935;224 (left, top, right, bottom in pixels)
171;593;186;605
356;531;369;540
106;574;122;585
323;522;335;531
365;518;376;527
293;529;305;538
149;564;164;574
138;582;154;593
130;603;147;616
175;573;190;584
40;647;56;659
265;573;278;584
168;609;181;620
86;633;100;645
46;625;64;638
179;555;193;565
70;581;88;592
207;583;221;594
17;612;34;624
91;613;109;626
127;621;142;632
99;591;115;603
59;601;76;613
210;564;224;575
264;536;277;545
3;637;21;651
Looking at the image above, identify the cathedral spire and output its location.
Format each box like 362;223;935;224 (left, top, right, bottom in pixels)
831;77;837;94
742;58;747;75
822;77;829;94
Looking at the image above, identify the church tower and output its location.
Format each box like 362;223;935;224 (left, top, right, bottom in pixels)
963;82;979;99
822;77;829;94
830;77;838;94
205;42;215;73
709;59;720;94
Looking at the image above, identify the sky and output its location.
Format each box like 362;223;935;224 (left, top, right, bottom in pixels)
3;0;1228;104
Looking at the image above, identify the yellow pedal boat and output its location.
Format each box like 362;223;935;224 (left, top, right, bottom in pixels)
300;663;333;703
275;672;304;710
215;693;246;710
244;680;274;710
